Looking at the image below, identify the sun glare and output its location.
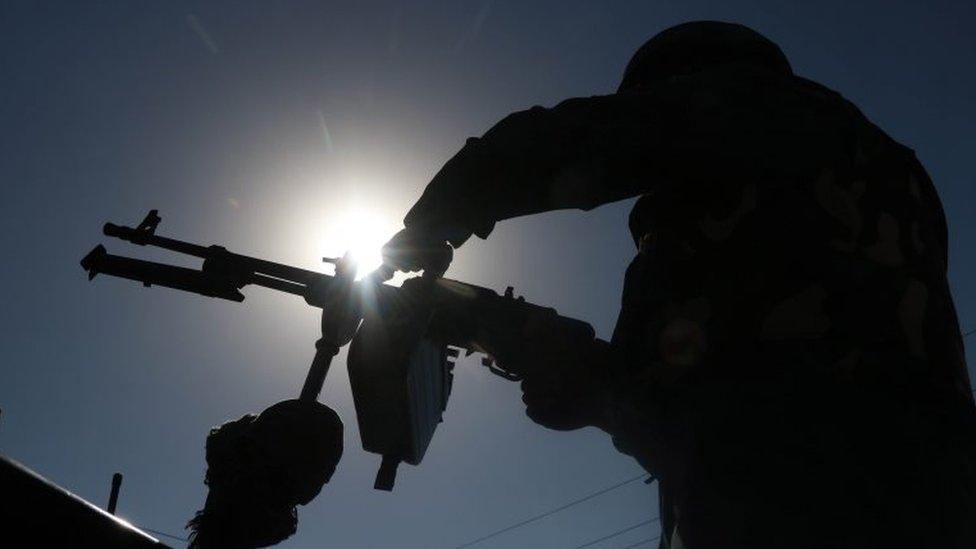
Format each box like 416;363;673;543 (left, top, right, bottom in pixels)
322;207;396;278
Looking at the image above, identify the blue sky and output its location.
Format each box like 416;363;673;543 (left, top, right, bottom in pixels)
1;1;974;547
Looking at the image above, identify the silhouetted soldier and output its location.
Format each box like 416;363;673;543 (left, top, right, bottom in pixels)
382;21;976;549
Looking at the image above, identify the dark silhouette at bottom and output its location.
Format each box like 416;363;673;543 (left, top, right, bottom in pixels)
187;400;343;548
0;454;169;547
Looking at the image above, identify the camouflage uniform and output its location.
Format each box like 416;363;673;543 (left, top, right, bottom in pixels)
401;23;976;549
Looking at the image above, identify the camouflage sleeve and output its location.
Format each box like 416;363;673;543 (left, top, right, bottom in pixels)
402;89;677;242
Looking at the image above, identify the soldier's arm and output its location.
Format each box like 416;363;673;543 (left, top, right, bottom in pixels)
403;91;671;245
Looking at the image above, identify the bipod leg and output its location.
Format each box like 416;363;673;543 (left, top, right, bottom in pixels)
299;338;340;402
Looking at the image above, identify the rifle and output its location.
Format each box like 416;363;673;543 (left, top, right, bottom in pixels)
81;210;598;490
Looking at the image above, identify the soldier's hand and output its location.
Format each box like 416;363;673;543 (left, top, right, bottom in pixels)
520;360;611;431
380;226;454;277
497;331;613;432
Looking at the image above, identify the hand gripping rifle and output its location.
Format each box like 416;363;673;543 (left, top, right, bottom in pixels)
80;210;598;492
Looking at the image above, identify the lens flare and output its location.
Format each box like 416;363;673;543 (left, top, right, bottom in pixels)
322;208;395;278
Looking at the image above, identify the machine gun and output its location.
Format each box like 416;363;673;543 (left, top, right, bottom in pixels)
80;210;598;491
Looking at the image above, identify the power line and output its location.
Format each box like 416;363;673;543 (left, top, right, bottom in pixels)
447;473;649;549
618;535;662;549
568;518;659;549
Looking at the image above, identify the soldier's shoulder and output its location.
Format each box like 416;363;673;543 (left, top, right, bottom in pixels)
792;76;913;152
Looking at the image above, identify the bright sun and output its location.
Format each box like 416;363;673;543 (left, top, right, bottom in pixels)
322;208;395;278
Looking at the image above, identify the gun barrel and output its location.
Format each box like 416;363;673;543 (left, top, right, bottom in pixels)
104;222;211;258
102;219;329;289
82;244;321;304
82;245;247;302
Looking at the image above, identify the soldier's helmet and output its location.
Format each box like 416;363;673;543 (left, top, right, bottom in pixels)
619;21;793;92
